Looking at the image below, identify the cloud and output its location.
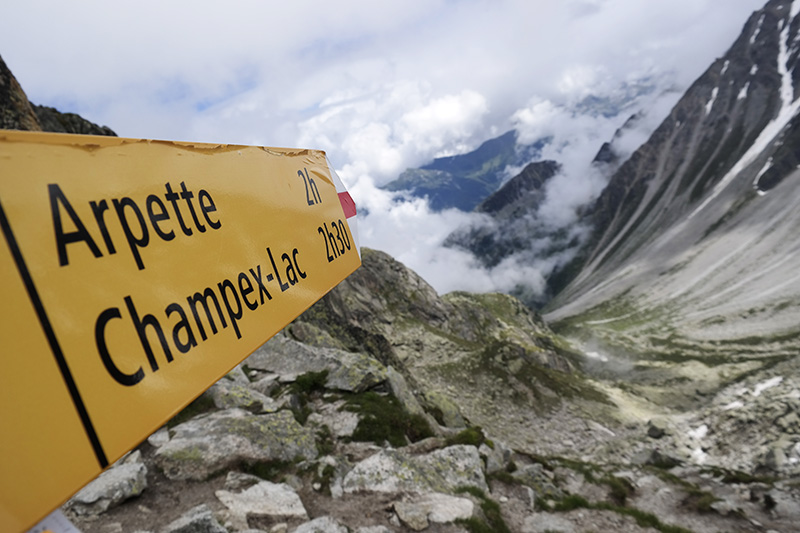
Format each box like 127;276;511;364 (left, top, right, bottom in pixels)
297;82;489;185
346;171;554;297
0;0;767;300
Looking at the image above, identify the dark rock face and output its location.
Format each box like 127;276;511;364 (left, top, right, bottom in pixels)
0;55;42;131
477;160;560;216
33;104;116;136
443;160;563;289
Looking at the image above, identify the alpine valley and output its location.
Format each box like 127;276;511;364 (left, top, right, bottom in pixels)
3;1;800;532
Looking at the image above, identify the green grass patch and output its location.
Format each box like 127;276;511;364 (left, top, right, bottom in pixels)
241;459;295;482
314;464;336;496
285;370;330;425
316;425;335;456
344;391;433;447
446;426;486;447
488;470;518;485
605;475;635;506
545;493;693;533
701;466;775;485
683;487;720;513
552;494;590;511
291;369;329;395
455;486;511;533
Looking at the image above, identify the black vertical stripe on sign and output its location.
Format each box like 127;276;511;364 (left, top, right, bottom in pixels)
0;198;108;469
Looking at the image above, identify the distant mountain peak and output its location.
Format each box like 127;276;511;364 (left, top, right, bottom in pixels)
383;130;545;211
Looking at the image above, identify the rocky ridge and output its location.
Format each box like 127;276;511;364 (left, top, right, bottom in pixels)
0;54;116;136
547;0;800;355
63;250;800;533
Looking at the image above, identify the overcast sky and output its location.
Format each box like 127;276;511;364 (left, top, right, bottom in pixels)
1;0;766;295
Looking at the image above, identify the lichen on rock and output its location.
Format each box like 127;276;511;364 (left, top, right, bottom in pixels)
155;408;317;480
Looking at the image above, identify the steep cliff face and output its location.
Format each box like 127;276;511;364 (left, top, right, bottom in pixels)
0;55;42;131
547;0;800;367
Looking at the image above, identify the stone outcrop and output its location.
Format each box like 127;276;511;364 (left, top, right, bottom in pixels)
161;504;227;533
66;451;147;516
246;335;388;393
394;493;474;530
32;104;116;136
215;480;308;530
154;409;318;480
342;445;487;495
0;55;41;131
295;248;579;451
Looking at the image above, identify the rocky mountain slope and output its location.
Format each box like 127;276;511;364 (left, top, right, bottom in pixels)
545;0;800;387
60;250;800;533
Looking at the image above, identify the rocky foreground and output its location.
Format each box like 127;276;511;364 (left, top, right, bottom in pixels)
63;250;800;533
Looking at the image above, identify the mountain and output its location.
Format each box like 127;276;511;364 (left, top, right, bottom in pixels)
384;76;664;214
0;55;41;131
6;5;800;529
383;130;545;211
546;0;800;370
442;116;639;307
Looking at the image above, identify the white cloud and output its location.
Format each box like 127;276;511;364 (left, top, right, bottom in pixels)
297;82;489;185
0;0;766;299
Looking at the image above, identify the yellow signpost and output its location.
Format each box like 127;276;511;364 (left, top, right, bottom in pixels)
0;130;361;532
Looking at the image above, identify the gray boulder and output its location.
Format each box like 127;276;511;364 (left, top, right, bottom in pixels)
155;409;317;480
216;480;308;530
479;440;512;475
292;516;349;533
206;381;280;413
522;512;576;533
247;335;387;392
512;464;563;500
424;391;466;429
386;366;425;417
394;493;474;530
307;401;359;438
67;450;147;516
343;445;487;494
161;504;226;533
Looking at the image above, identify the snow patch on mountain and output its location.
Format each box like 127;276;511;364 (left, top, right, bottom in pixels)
690;20;800;216
751;13;765;44
738;80;750;99
753;375;784;396
704;86;719;114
